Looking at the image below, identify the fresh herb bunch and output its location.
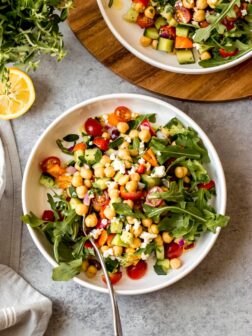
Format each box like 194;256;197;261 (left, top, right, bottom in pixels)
0;0;73;87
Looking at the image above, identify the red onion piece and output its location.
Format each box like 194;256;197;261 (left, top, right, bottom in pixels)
83;193;90;206
66;166;77;174
178;239;185;247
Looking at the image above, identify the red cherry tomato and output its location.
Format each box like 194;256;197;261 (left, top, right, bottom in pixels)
226;4;241;21
219;48;238;58
127;260;147;280
165;242;183;259
84;241;93;249
136;14;155;28
140;119;156;136
114;106;132;122
159;25;176;40
198;180;215;190
92;192;109;211
42;210;55;222
221;18;235;31
132;0;149;6
145;186;164;207
120;185;143;201
102;271;122;285
175;7;192;24
40;156;61;173
93;137;110;151
136;164;146;174
84;118;103;137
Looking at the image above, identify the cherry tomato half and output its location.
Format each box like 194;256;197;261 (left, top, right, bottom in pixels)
159;25;176;40
165;242;183;259
42;210;55;222
84;241;93;249
198;180;215;190
136;164;146;174
137;14;155;29
120;185;143;201
102;271;122;285
40;156;61;173
219;48;238;58
221;18;235;31
140;119;156;136
93;137;110;151
145;186;164;207
92;192;109;211
132;0;149;6
114;106;132;122
84;118;103;137
175;7;192;24
127;260;147;280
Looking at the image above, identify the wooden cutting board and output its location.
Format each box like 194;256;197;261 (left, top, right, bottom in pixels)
68;0;252;102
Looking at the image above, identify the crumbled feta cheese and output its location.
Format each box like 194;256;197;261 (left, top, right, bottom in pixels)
139;141;145;154
156;151;161;156
125;224;131;232
133;219;141;232
138;158;145;164
106;181;118;190
241;9;247;16
103;248;114;258
151;166;166;178
141;252;149;260
140;232;157;246
125;136;132;143
138;182;145;190
90;229;103;240
88;141;93;146
128;166;137;174
84;164;90;169
110;153;116;161
101;219;108;226
193;43;201;50
112;159;126;174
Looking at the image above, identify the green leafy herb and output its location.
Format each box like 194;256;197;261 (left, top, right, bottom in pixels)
21;212;47;228
63;134;79;142
52;258;82;281
105;257;120;273
112;203;145;219
109;137;124;149
128;114;156;129
56;139;73;156
153;263;167;275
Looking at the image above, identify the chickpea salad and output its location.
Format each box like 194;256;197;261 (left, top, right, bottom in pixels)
22;106;229;284
112;0;252;67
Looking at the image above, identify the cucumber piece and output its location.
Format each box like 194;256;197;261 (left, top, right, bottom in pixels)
141;174;161;188
176;25;189;37
39;173;55;188
155;16;167;30
110;220;123;234
176;49;195;64
74;149;84;163
123;8;138;22
144;27;159;40
168;17;178;27
92;178;109;190
84;148;102;165
70;198;82;210
121;231;134;246
157;37;174;52
156;245;165;260
112;234;129;247
157;259;170;273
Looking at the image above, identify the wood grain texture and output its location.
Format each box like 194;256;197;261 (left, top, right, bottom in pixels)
68;0;252;102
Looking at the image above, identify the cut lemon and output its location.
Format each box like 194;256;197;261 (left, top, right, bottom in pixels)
0;68;35;120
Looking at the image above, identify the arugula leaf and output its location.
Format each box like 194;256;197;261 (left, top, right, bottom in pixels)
128;114;156;129
112;203;145;219
109;137;124;149
105;257;120;273
47;193;60;220
52;258;82;281
153;263;167;275
183;160;210;183
21;212;46;228
203;209;230;232
56;139;73;156
63;134;79;142
152;144;201;164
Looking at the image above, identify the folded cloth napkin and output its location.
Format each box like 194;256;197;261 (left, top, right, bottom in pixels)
0;265;52;336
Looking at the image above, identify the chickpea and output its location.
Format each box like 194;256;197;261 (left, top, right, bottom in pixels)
86;265;97;278
117;122;129;134
183;176;191;183
100;155;111;165
131;238;142;249
207;0;219;8
155;235;164;246
140;36;152;47
125;247;135;255
126;216;135;224
75;204;89;216
126;180;138;193
171;141;176;146
80;167;93;179
162;232;173;244
72;175;83;187
113;246;123;257
73;171;80;176
102;132;110;139
124;158;133;169
104;206;116;220
200;51;211;61
84;179;92;188
130;173;141;182
74;163;81;171
81;260;89;272
139;129;151;143
94;166;105;178
132;226;143;237
144;6;155;19
104;166;115;178
170;258;182;269
182;0;195;8
101;245;109;253
85;213;98;227
175;166;188;179
124;200;134;209
129;148;139;157
118;175;130;186
118;148;130;159
193;9;206;22
76;185;88;199
149;224;159;235
132;2;145;12
142;218;152;228
151;40;158;50
129;130;139;139
120;141;129;149
196;0;208;9
108;189;120;200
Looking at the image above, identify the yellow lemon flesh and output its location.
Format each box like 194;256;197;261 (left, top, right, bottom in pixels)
0;68;35;120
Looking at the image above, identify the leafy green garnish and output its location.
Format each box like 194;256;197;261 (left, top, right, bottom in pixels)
105;257;120;273
56;139;73;156
128;114;156;129
153;263;167;275
52;258;82;281
109;137;124;149
63;134;79;142
112;203;145;219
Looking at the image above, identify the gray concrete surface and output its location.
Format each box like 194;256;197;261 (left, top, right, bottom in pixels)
12;23;252;336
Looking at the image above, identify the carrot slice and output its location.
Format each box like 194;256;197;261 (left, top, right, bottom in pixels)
97;230;108;247
107;234;115;247
175;36;193;49
143;148;158;167
73;142;86;152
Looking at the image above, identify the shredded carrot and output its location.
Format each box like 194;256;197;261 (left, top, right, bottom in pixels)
107;234;115;247
143;148;158;167
72;142;86;152
97;230;108;247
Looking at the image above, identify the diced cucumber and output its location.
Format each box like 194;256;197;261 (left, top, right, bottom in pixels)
156;245;165;260
112;234;129;247
121;231;134;246
123;8;138;23
92;178;109;190
114;172;123;182
39;173;55;188
110;220;123;234
157;259;170;273
176;49;195;64
155;16;167;30
74;149;84;163
176;25;189;37
168;17;178;27
144;27;159;40
70;198;82;210
84;148;102;165
157;37;174;53
141;174;161;188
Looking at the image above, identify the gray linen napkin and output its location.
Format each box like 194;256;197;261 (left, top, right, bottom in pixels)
0;264;52;336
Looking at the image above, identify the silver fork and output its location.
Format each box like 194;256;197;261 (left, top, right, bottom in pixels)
82;217;123;336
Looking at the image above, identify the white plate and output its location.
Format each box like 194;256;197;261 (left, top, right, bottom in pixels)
22;93;227;295
97;0;252;74
0;137;6;201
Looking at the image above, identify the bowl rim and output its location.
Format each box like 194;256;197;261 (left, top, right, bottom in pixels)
96;0;252;75
22;93;227;295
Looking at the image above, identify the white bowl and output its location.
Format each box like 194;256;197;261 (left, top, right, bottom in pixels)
97;0;252;74
22;94;227;295
0;137;6;201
